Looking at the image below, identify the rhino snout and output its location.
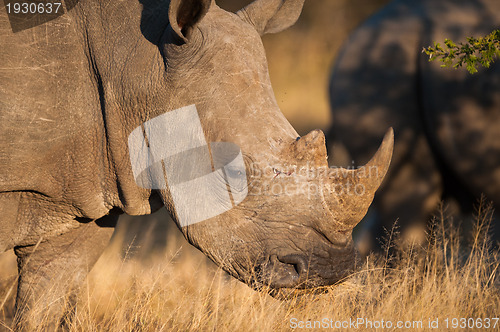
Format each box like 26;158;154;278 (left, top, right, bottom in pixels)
256;247;357;291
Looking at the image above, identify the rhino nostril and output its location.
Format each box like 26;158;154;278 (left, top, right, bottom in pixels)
277;254;309;279
263;254;312;289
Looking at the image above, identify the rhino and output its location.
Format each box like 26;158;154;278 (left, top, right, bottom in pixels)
0;0;394;328
328;0;500;249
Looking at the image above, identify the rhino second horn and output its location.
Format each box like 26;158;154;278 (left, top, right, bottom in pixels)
323;128;394;229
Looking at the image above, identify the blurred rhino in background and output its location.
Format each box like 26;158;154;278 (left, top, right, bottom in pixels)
0;0;394;329
328;0;500;252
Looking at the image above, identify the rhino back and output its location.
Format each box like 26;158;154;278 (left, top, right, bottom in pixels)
330;0;500;221
420;0;500;205
329;0;426;170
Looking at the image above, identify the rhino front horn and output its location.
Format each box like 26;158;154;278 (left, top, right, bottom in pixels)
352;127;393;194
323;128;394;228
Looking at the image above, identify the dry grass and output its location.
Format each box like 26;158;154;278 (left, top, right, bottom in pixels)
0;202;498;331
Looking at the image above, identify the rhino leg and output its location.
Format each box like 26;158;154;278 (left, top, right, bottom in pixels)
13;216;115;330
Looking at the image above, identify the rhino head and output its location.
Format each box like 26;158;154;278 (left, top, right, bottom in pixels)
133;0;394;292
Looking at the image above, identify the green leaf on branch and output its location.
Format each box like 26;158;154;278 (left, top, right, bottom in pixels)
423;29;500;74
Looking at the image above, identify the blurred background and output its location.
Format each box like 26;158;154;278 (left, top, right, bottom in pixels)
224;0;390;135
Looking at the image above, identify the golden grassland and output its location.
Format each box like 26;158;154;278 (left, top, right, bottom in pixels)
0;202;498;331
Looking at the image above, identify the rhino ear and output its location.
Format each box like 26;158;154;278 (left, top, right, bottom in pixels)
236;0;305;35
168;0;212;42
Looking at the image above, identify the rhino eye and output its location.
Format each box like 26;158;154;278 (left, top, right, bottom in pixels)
224;167;244;180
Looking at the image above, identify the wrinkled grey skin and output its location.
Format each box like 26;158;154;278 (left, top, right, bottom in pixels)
1;0;393;328
328;0;500;247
